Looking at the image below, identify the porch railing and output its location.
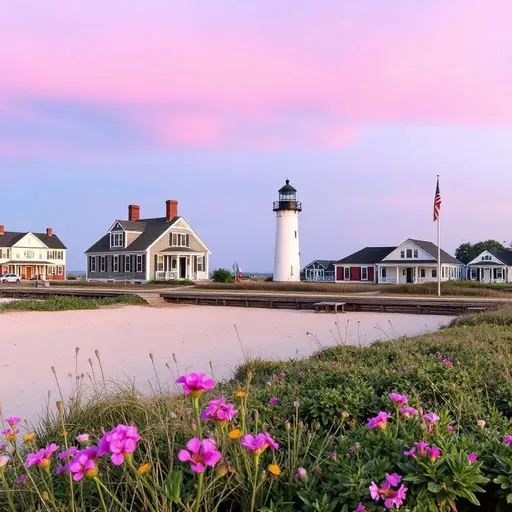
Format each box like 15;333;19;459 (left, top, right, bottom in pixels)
155;270;209;281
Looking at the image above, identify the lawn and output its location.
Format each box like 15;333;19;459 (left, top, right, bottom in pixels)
2;309;512;510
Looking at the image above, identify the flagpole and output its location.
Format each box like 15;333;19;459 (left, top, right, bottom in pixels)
437;175;441;297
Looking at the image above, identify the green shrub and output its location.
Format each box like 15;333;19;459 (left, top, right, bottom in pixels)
0;295;142;312
211;268;234;282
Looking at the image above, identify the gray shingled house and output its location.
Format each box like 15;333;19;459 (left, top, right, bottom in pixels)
85;200;211;283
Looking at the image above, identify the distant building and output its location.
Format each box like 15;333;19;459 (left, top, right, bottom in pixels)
85;200;211;283
467;250;512;283
0;225;67;280
273;180;301;282
303;260;336;282
334;239;464;284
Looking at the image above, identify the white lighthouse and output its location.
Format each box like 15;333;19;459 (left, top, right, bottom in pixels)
273;179;302;282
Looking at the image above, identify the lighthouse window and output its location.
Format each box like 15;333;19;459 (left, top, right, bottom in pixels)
295;231;297;238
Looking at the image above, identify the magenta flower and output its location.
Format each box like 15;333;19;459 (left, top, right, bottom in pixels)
178;438;222;472
6;417;21;428
386;473;402;487
354;504;366;512
69;450;98;481
423;412;440;424
26;443;59;468
404;447;416;458
76;434;89;443
447;425;455;432
505;434;512;446
176;373;214;398
279;371;286;377
427;447;441;463
389;393;408;406
56;462;70;475
370;475;408;509
297;371;304;378
17;474;27;484
0;455;9;468
201;397;237;423
368;411;392;430
468;453;478;463
58;447;78;460
294;466;308;480
241;432;279;456
442;358;452;366
415;441;429;457
269;397;279;405
399;407;418;418
97;424;140;466
0;444;5;452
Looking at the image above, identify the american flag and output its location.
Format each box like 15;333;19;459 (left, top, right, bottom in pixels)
433;176;442;222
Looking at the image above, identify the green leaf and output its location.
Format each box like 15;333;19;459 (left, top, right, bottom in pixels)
427;482;443;494
164;469;183;502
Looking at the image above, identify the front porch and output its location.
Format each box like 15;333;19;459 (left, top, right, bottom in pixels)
377;264;455;284
467;265;508;284
154;252;208;281
0;263;62;280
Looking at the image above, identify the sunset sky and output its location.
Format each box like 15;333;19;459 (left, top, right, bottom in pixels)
1;0;511;271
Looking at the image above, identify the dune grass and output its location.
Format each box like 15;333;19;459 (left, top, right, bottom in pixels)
0;295;143;312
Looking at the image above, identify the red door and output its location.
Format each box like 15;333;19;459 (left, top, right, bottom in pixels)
336;266;343;281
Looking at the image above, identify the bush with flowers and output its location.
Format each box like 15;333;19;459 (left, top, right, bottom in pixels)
1;313;512;510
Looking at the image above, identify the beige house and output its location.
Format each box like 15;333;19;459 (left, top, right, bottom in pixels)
85;200;211;283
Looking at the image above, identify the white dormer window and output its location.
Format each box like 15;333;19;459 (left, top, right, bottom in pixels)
406;249;413;258
170;233;189;247
413;249;418;258
400;250;405;258
111;232;124;248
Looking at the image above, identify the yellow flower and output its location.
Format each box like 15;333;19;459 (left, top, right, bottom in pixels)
234;391;247;399
268;464;281;476
137;463;151;474
60;431;68;438
6;433;17;442
228;429;243;439
23;433;35;443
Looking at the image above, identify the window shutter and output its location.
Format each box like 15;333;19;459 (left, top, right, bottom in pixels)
186;234;190;247
120;254;125;273
142;254;146;272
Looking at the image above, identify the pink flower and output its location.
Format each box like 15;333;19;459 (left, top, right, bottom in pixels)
468;453;478;463
477;420;486;429
69;450;97;481
404;447;416;458
389;393;408;406
176;373;214;398
369;475;408;509
368;411;392;430
17;474;27;484
241;432;279;456
385;473;402;487
26;443;59;468
269;397;279;405
427;447;441;463
97;424;140;466
442;358;452;366
297;371;304;378
200;397;237;423
6;417;21;428
0;455;9;468
369;481;380;500
58;447;78;460
294;466;307;480
279;372;286;377
76;434;89;444
178;438;222;473
56;462;70;475
354;504;366;512
447;425;455;432
505;434;512;446
415;441;429;457
399;407;418;418
423;412;440;424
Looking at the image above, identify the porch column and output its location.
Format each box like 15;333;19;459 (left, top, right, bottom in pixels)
415;266;418;283
396;266;399;284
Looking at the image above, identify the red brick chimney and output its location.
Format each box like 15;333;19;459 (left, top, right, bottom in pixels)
166;200;178;221
0;225;4;235
128;204;140;222
46;227;53;237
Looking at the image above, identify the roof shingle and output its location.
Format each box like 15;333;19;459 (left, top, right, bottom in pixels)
0;231;66;249
336;247;396;265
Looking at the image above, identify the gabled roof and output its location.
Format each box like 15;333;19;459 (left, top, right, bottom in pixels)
0;231;66;249
408;239;461;264
336;247;396;265
85;216;180;253
489;250;512;266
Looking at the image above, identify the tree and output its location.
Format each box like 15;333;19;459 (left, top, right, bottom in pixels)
211;268;234;283
455;240;509;264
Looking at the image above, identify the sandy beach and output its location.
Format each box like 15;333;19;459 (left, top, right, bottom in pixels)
1;305;453;422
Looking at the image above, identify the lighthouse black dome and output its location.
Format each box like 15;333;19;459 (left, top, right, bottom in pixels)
273;179;302;212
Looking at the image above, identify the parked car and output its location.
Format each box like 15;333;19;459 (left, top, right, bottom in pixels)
0;273;21;283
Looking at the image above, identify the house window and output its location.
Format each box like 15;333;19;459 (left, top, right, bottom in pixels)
381;267;387;279
406;249;413;258
90;256;97;272
113;255;119;272
442;267;445;278
400;250;405;258
100;256;106;272
432;269;437;278
170;233;189;247
125;255;131;272
57;266;63;276
361;267;368;280
110;233;124;248
470;268;477;280
496;268;503;280
420;269;425;278
136;254;143;273
24;250;34;259
198;256;204;272
344;267;350;280
413;249;418;258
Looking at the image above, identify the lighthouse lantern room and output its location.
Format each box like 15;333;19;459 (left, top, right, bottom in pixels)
273;179;302;282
